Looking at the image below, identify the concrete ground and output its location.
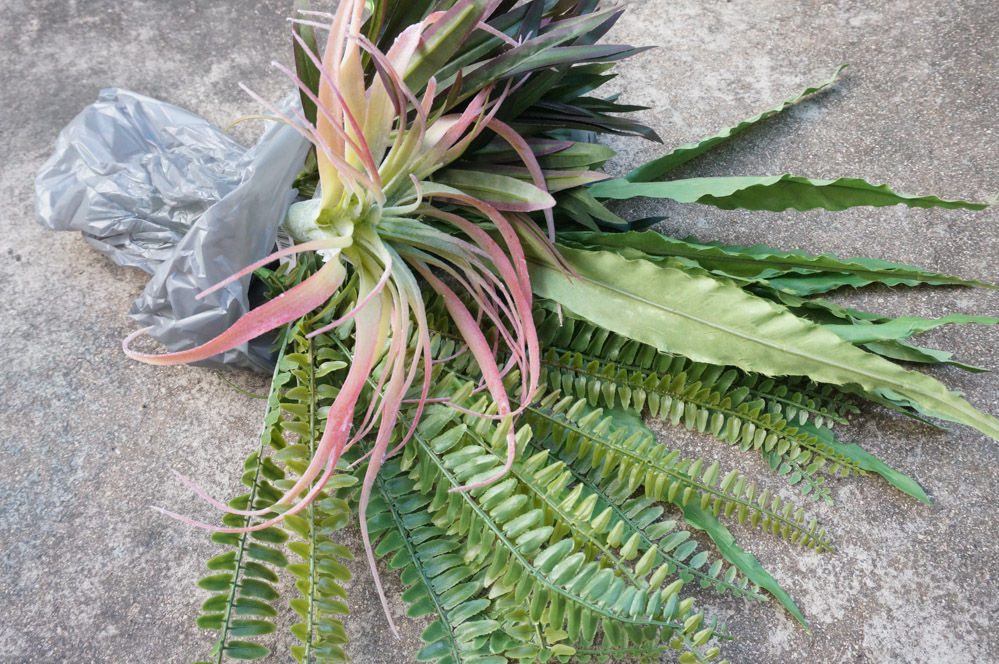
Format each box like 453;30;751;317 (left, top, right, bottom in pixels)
2;1;997;663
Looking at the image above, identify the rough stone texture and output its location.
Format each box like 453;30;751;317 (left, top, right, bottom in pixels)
1;1;997;663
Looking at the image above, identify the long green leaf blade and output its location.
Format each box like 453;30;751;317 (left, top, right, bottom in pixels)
558;230;993;289
587;174;992;212
626;66;847;183
798;423;930;503
824;314;998;344
861;339;988;373
680;501;807;628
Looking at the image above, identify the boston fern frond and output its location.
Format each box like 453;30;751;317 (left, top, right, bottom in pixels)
398;394;720;659
524;433;768;605
524;395;832;553
192;317;360;663
193;327;297;663
368;462;533;663
275;328;356;664
428;296;858;504
528;306;863;502
434;339;832;554
531;304;860;430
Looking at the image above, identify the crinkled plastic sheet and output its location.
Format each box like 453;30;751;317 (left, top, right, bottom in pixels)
35;88;310;372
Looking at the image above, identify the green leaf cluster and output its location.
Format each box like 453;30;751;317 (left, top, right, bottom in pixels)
184;2;998;663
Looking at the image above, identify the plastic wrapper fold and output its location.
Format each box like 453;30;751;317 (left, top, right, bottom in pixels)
35;88;310;371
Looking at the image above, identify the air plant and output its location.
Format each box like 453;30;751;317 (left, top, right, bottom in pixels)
99;1;999;662
120;0;577;630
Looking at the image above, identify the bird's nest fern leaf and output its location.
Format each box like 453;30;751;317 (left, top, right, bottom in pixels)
530;303;860;430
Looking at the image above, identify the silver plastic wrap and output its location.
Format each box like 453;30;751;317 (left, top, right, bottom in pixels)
35;88;310;371
35;88;248;272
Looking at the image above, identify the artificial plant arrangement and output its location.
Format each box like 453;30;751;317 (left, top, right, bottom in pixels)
98;0;999;662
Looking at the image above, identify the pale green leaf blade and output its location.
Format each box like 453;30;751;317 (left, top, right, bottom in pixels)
626;66;847;183
824;314;999;344
765;272;962;296
558;230;993;289
524;243;999;441
680;501;807;627
799;423;930;503
862;339;988;373
587;174;992;212
431;170;555;211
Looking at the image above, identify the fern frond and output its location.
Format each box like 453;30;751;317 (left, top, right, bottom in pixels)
533;305;858;430
368;458;534;663
531;312;859;502
194;326;296;663
527;432;769;602
527;392;833;552
441;361;776;600
429;301;860;502
275;327;355;663
437;333;832;550
398;382;723;663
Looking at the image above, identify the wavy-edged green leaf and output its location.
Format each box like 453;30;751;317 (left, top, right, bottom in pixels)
824;314;998;344
748;285;991;374
797;423;930;504
766;271;989;296
524;243;999;441
861;339;988;374
525;303;859;429
626;65;847;183
558;230;993;290
588;174;992;212
680;501;807;628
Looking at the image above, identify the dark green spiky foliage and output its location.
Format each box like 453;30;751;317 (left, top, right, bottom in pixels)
182;1;999;662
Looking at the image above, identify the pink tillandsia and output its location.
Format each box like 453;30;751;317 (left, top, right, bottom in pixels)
122;0;563;632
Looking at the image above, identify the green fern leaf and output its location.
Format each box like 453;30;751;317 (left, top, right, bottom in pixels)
396;380;723;662
193;326;296;663
277;325;355;664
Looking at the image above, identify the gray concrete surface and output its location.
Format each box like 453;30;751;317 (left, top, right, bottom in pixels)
2;1;997;663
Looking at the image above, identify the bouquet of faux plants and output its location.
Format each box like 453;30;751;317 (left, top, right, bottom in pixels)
71;1;999;662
